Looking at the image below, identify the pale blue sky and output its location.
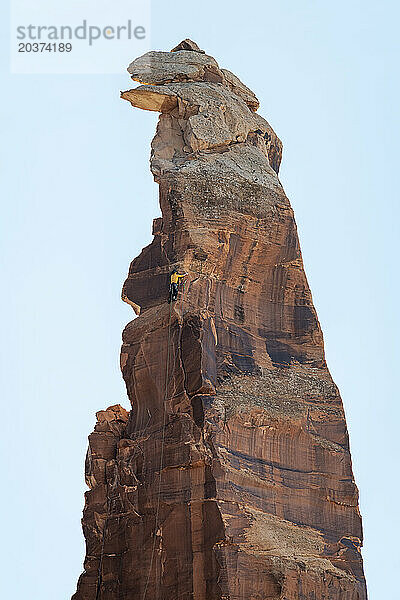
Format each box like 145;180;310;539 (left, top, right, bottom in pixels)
1;1;399;598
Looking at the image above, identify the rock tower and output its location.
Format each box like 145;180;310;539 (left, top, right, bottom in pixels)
73;40;367;600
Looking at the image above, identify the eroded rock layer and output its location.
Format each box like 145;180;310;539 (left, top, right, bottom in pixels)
73;40;367;600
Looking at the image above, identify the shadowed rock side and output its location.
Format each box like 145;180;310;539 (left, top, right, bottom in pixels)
73;41;367;600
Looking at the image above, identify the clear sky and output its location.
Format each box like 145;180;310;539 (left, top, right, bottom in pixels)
1;1;399;598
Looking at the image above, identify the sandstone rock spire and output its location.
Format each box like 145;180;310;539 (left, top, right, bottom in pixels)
72;40;367;600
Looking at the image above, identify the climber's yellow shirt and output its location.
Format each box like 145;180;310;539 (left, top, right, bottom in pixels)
171;273;185;284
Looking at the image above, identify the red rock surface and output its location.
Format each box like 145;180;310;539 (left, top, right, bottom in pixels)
72;41;367;600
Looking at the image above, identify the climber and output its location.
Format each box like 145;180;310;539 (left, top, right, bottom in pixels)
168;269;187;303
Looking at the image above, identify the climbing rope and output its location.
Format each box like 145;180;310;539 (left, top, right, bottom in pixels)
95;499;108;600
142;278;186;600
95;440;126;598
165;278;186;396
95;276;187;600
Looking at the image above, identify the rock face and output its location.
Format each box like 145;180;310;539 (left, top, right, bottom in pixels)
72;41;367;600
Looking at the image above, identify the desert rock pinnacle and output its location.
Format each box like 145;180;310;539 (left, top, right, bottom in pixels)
72;40;367;600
